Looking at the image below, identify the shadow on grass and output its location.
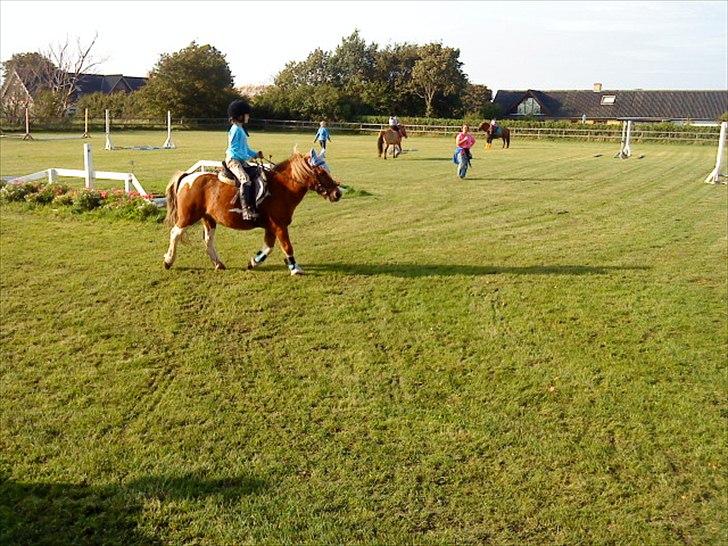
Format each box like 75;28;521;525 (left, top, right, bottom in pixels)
490;177;575;181
404;157;455;161
305;262;650;277
0;472;266;545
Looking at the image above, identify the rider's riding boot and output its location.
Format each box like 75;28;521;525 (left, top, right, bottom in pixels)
241;182;258;219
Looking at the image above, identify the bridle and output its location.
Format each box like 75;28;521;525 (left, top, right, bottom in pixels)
310;170;336;197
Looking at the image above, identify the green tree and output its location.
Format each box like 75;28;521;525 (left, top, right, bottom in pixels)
462;84;493;116
329;30;378;89
32;90;64;122
411;43;467;117
1;51;56;82
138;42;240;118
75;91;145;119
275;48;333;89
374;43;422;115
480;102;502;121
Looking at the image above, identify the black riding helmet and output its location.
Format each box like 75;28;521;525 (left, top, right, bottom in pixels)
228;99;252;120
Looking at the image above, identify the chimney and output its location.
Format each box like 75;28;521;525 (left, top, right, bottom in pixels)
593;82;603;92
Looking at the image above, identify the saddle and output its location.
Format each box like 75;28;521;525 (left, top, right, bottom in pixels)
219;161;269;218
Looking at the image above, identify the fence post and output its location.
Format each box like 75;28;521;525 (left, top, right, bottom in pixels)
84;143;95;189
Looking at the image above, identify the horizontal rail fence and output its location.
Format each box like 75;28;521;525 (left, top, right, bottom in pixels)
2;116;721;143
250;120;721;143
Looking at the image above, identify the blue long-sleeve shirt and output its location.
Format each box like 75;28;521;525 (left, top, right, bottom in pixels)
226;124;258;161
314;127;331;142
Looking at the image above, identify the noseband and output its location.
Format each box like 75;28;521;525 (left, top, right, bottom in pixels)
308;166;336;197
312;179;331;196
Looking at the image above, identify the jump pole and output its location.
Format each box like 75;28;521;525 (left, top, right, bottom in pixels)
82;108;90;139
22;107;33;140
705;121;727;184
104;109;113;150
162;110;175;149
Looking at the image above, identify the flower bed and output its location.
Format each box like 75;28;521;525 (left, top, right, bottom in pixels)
0;181;165;222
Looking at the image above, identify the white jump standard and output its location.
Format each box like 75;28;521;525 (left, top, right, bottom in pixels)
104;109;176;151
615;120;633;159
705;121;727;184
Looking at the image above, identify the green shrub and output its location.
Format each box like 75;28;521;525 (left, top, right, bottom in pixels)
52;193;74;206
102;192;164;222
72;189;104;212
0;182;44;202
25;184;70;205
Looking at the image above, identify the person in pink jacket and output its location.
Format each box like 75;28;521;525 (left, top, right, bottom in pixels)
455;124;475;160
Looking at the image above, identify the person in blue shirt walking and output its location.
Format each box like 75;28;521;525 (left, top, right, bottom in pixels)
313;121;331;150
226;99;263;219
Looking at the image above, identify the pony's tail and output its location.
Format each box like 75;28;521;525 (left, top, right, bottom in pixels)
377;132;384;156
164;171;183;228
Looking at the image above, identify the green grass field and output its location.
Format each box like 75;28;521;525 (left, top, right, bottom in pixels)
1;131;726;544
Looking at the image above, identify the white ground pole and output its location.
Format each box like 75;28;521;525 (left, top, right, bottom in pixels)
705;121;727;184
104;109;114;150
22;107;33;140
82;108;90;139
163;110;175;149
616;120;632;159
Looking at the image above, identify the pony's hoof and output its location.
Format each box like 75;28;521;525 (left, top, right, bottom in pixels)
247;259;256;270
215;262;227;271
163;260;172;270
290;266;304;276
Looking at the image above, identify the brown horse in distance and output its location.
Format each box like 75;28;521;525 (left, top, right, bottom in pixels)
478;121;511;149
377;126;408;158
163;151;341;275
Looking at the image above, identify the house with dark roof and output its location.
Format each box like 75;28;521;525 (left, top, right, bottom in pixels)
1;70;147;117
493;84;728;124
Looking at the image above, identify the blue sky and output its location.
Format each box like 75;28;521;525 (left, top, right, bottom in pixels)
1;0;726;91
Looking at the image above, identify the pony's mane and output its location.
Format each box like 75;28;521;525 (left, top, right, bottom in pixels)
271;153;313;186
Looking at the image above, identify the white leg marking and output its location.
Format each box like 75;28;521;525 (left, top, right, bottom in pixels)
164;225;185;266
203;225;222;266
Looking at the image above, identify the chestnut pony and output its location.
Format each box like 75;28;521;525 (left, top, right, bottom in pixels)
478;121;511;149
377;126;408;159
163;149;341;275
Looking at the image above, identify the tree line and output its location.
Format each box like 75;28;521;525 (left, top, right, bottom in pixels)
2;32;501;124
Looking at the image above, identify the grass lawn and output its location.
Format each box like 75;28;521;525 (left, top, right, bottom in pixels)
1;131;726;544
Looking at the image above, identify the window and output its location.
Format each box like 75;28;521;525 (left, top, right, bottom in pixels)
517;97;541;116
601;95;616;105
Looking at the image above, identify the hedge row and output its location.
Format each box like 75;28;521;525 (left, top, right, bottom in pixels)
0;181;164;222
